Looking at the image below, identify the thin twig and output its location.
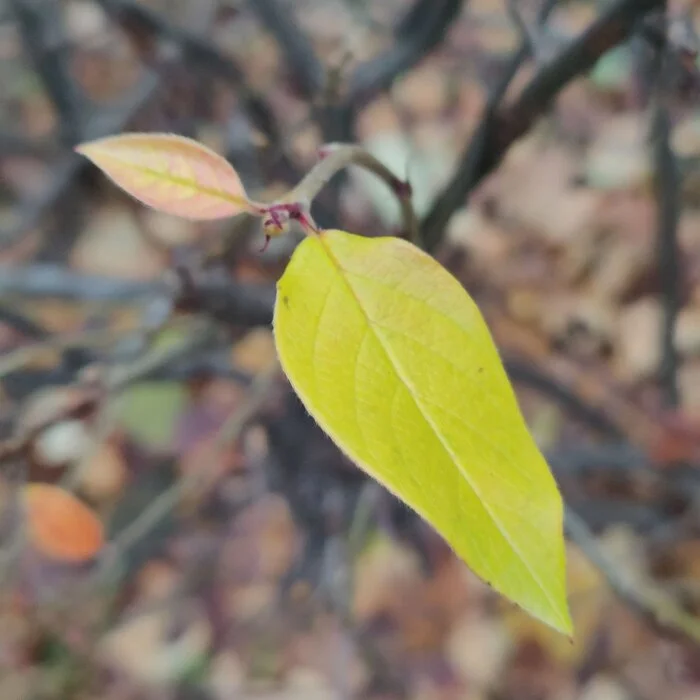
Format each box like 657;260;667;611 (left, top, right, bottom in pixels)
505;357;625;440
98;362;279;573
95;0;287;158
245;0;325;101
651;21;682;408
283;143;420;246
422;0;664;250
348;0;465;107
2;72;161;247
9;0;86;144
566;507;700;645
421;0;559;251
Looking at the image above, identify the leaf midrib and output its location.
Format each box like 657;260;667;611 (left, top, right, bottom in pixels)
98;152;249;208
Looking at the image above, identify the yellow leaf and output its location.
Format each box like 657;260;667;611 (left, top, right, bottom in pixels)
23;484;104;562
273;230;571;634
76;133;254;220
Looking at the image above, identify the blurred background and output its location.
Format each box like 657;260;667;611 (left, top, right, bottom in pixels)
3;0;700;698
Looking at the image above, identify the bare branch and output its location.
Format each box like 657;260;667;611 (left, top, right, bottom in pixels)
422;0;664;251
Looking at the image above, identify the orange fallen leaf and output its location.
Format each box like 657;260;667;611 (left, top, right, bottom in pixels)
23;484;104;562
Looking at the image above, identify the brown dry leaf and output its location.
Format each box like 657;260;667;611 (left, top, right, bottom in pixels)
675;309;700;357
540;294;616;357
352;533;423;622
71;203;165;280
222;495;300;583
0;670;43;700
678;361;700;417
208;650;246;699
355;97;402;141
588;237;652;302
487;137;599;244
445;207;510;267
289;618;368;697
615;297;663;382
232;328;278;375
585;113;652;191
579;675;632;700
446;612;513;689
290;122;322;164
141;209;198;246
224;582;277;623
392;64;449;120
672;116;700;158
77;440;127;502
97;599;211;685
134;559;180;602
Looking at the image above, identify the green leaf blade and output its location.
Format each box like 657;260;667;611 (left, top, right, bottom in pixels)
274;229;571;634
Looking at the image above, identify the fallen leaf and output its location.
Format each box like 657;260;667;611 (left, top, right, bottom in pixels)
23;484;103;562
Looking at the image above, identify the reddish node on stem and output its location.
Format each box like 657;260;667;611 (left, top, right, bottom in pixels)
260;234;271;253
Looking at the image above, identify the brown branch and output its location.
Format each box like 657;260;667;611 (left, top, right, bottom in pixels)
9;0;86;144
245;0;324;101
422;0;665;251
650;14;683;408
566;507;700;646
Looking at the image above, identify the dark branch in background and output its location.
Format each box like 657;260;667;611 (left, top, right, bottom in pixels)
651;11;682;409
327;0;465;143
348;0;465;106
9;0;85;144
504;357;625;440
0;305;49;340
246;0;465;144
245;0;325;101
422;0;558;253
0;131;56;157
94;0;286;160
0;265;275;327
422;0;665;251
565;508;700;645
1;72;160;247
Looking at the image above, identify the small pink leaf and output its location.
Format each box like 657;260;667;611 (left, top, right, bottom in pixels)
76;133;254;220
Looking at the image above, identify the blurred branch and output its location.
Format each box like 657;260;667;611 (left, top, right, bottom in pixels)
283;143;420;245
0;263;276;325
245;0;325;100
348;0;465;105
2;72;161;247
0;131;57;157
422;0;664;251
0;304;49;340
95;0;286;156
9;0;85;144
505;357;625;439
99;362;279;575
0;264;165;302
326;0;466;143
651;15;683;409
566;507;700;645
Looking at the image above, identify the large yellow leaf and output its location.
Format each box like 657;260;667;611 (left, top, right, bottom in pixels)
273;230;571;634
76;133;253;220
